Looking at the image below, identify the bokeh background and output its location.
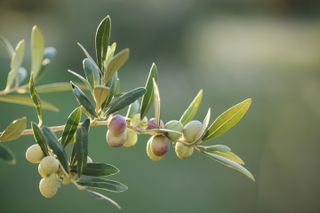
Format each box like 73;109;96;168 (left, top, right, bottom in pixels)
1;0;320;212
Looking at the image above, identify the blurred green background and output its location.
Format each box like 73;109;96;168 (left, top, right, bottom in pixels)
1;0;320;212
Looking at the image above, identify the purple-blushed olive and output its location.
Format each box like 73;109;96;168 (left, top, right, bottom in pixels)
106;130;127;147
39;174;58;198
108;115;127;136
149;135;170;156
165;120;183;141
25;144;44;164
146;139;163;161
147;118;164;129
123;128;138;147
175;142;194;160
183;120;203;142
38;156;59;178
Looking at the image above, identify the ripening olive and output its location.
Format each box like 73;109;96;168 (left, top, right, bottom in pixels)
39;174;58;198
106;130;127;147
146;139;163;161
25;144;44;164
175;142;194;160
149;135;170;156
165;120;183;141
123;128;138;147
38;156;59;178
183;120;202;142
108;115;127;136
147;118;164;129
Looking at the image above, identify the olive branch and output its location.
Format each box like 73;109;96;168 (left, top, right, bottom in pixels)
0;15;254;209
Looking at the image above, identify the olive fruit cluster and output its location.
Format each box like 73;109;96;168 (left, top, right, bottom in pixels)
25;144;60;198
106;115;138;148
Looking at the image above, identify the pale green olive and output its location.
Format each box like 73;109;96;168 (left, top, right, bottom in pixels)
38;156;59;178
165;120;183;141
39;174;58;198
183;120;202;142
25;144;44;164
175;142;194;160
123;128;138;147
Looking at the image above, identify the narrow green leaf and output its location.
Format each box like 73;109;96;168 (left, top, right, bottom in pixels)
87;189;121;210
203;151;254;181
71;81;97;117
29;76;42;125
126;100;140;118
0;117;27;142
71;163;119;177
6;40;25;90
140;63;158;119
203;98;252;141
106;87;146;115
152;79;161;127
31;26;45;78
31;122;49;155
83;58;101;88
78;177;128;193
75;119;90;176
41;126;69;172
35;82;72;93
213;151;245;165
179;90;203;125
195;108;211;142
68;69;92;90
95;16;111;69
104;48;129;83
104;42;117;66
61;107;82;147
0;36;14;57
93;86;110;112
77;43;95;62
198;144;232;153
0;144;16;165
139;128;182;136
102;72;119;109
0;95;59;112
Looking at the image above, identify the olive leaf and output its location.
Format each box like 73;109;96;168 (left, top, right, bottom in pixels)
0;144;16;165
29;75;42;125
95;15;111;69
5;40;25;90
71;163;119;177
202;151;254;181
198;144;231;153
104;48;129;83
126;100;140;118
0;36;14;57
35;82;73;93
0;95;58;112
75;119;90;176
87;189;121;209
61;107;82;147
140;63;158;119
71;81;97;117
0;117;27;142
106;87;146;115
68;69;92;90
31;122;49;155
31;26;45;79
203;98;252;141
83;58;101;88
93;86;110;112
78;176;128;193
179;89;203;125
77;42;95;62
152;79;161;127
195;108;211;142
41;126;69;172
